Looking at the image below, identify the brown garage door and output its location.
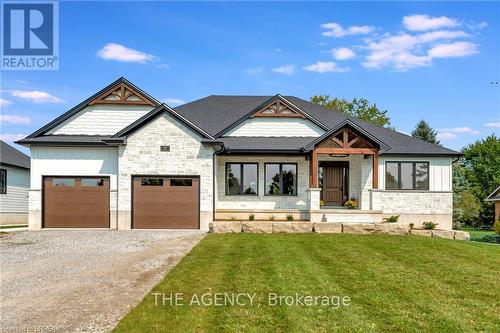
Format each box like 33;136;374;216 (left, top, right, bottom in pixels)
132;176;199;229
43;177;110;228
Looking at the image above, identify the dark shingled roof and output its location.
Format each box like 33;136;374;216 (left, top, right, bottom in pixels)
219;137;316;153
0;140;30;169
175;95;460;156
16;135;118;146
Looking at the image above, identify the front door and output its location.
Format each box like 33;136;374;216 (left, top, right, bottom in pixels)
323;165;347;206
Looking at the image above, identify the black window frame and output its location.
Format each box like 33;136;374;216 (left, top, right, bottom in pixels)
264;162;298;196
0;169;6;194
385;161;430;191
225;162;259;196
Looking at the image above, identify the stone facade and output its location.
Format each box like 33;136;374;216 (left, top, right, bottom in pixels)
118;113;215;231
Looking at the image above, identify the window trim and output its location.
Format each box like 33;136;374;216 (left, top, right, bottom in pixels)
0;168;6;194
225;162;259;196
264;162;298;196
385;161;430;191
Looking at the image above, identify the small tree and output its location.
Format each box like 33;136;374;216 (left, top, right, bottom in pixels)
411;120;440;144
310;94;391;128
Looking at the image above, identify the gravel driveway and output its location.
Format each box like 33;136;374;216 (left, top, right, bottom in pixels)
0;230;205;332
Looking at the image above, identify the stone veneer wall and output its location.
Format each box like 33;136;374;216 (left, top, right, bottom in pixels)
215;155;309;211
118;113;215;230
371;190;453;230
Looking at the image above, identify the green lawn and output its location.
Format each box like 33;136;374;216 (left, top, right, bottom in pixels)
0;224;27;229
114;234;500;333
461;227;495;241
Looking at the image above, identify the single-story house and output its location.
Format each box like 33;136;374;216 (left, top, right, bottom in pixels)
0;140;30;225
486;186;500;222
17;77;460;231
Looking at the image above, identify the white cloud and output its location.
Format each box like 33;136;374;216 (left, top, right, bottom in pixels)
11;90;65;104
0;133;27;142
331;47;356;60
0;115;31;125
427;41;478;58
0;98;12;107
362;30;474;70
157;63;170;70
321;22;375;37
271;64;295;75
303;61;348;73
403;14;459;31
97;43;155;63
244;66;264;75
437;127;480;140
484;122;500;128
163;98;186;106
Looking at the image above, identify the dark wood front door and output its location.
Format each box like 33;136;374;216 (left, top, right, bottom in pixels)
132;176;199;229
322;166;347;206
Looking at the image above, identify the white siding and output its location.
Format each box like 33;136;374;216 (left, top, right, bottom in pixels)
378;156;452;191
224;118;325;137
30;147;118;189
47;105;153;135
0;166;29;213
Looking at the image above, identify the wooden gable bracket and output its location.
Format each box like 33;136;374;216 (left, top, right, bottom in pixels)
325;128;374;149
88;82;156;106
251;99;306;118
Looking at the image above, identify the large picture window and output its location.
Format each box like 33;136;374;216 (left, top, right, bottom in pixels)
225;163;258;195
0;169;6;194
386;162;429;190
265;163;297;196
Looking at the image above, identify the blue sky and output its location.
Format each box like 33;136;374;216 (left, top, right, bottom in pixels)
1;1;499;154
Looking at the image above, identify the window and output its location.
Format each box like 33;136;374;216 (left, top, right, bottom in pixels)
225;163;258;195
141;178;163;186
52;178;75;187
265;163;297;196
0;169;6;194
385;162;429;190
81;178;104;187
170;179;192;187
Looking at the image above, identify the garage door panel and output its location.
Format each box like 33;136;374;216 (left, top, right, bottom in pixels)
133;176;199;229
43;177;109;228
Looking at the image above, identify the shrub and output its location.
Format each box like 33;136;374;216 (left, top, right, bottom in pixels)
480;234;500;244
286;214;294;221
383;215;400;223
269;215;275;221
249;214;255;221
320;200;325;207
422;221;438;230
493;219;500;235
344;199;358;209
409;223;414;229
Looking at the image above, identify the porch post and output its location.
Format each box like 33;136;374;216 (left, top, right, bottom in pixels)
372;153;379;189
311;149;318;188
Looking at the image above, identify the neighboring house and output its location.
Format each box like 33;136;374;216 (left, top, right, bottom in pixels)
486;186;500;222
17;77;460;231
0;141;30;225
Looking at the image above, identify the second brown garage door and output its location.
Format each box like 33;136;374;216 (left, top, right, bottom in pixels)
132;176;199;229
43;176;110;228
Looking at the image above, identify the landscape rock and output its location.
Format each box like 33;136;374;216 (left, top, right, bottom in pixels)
410;229;432;237
241;222;273;234
313;223;342;234
342;223;375;235
272;222;313;233
209;221;241;233
432;230;455;239
374;223;409;236
453;231;471;241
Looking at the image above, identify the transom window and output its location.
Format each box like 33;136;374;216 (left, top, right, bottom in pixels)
265;163;297;196
52;178;75;187
0;169;6;194
170;179;192;187
385;162;429;190
81;178;104;187
141;178;163;186
225;163;258;195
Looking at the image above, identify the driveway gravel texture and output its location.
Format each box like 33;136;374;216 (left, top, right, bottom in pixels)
0;230;205;332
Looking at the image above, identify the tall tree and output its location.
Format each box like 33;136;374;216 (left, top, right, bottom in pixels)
310;94;391;127
460;134;500;226
411;120;440;144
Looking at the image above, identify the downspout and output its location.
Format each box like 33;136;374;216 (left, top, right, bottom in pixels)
212;144;225;222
